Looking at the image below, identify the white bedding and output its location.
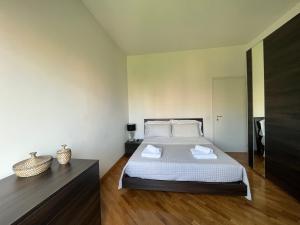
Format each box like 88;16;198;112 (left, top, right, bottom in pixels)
119;137;251;200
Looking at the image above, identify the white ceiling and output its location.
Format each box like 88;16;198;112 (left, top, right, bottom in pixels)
82;0;299;55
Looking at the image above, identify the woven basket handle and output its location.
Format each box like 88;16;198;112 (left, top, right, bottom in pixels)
29;152;37;158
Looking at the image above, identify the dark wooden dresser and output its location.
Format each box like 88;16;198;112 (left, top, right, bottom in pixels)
0;159;101;225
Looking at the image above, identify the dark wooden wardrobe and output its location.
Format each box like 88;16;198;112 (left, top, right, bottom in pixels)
247;13;300;200
264;13;300;200
246;49;253;168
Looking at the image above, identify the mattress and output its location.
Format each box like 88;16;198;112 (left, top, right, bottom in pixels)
119;137;251;200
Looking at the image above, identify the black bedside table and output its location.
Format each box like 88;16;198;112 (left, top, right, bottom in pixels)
125;139;143;157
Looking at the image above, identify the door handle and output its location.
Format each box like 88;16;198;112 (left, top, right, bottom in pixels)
216;115;223;121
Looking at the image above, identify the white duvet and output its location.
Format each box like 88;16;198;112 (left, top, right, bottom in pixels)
119;137;251;200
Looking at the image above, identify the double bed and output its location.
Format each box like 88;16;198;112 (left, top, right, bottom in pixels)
119;118;251;200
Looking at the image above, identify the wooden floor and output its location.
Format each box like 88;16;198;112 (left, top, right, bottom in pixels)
253;153;265;177
101;153;300;225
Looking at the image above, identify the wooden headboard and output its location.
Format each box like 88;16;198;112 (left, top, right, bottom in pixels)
144;118;204;134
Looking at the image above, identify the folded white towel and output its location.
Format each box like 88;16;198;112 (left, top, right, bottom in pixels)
191;149;217;159
144;145;160;154
141;145;162;158
141;152;161;158
193;145;213;154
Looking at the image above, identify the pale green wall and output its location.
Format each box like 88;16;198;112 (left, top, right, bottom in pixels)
127;45;246;142
252;41;265;117
0;0;128;179
246;2;300;50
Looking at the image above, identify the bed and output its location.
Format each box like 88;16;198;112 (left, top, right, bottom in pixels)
119;118;251;200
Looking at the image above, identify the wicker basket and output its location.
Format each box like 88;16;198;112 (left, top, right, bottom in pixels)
12;152;52;177
57;144;72;165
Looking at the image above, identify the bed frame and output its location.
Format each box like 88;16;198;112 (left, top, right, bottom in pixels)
122;175;247;195
122;118;247;196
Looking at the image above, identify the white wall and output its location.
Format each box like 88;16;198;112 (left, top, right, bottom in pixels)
0;0;128;179
127;45;246;142
252;41;265;117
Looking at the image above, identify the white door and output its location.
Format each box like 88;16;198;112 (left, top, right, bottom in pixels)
212;77;247;152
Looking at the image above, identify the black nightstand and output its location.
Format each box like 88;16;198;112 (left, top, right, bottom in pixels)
125;139;143;157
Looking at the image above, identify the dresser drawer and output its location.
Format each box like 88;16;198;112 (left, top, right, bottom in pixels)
0;160;101;225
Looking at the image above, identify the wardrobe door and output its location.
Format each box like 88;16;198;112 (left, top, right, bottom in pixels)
264;14;300;200
246;49;253;167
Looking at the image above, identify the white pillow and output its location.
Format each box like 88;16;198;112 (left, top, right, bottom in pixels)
172;123;200;137
171;120;198;124
171;120;203;136
145;123;171;137
145;120;170;125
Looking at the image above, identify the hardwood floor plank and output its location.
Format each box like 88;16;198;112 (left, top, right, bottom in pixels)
100;153;300;225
